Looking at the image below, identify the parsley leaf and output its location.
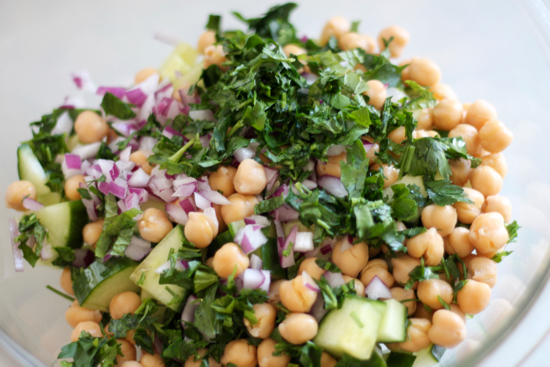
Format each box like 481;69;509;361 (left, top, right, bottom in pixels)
58;332;121;367
101;92;136;120
425;179;473;206
15;214;48;267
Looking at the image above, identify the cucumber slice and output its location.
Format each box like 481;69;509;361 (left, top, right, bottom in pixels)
386;351;416;367
412;345;444;367
339;345;387;366
74;257;140;312
227;220;245;238
377;299;408;343
314;295;387;360
129;225;190;311
17;144;51;196
37;192;62;206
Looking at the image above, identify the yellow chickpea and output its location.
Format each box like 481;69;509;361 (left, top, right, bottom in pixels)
449;304;466;322
457;279;491;315
320;16;351;46
343;275;365;297
321;352;338;367
126;329;136;345
468;256;497;288
364;141;379;162
416;108;433;130
65;300;102;328
64;174;86;201
360;259;395;288
185;348;220;367
398;318;432;352
298;257;325;280
480;153;507;178
448;124;482;157
482;195;512;223
110;292;142;320
212;203;227;233
279;274;318;312
339;32;375;53
391;255;421;289
444;227;474;258
430;83;457;101
233;158;267;195
414;130;439;139
209;166;237;198
244;303;277;339
412;302;433;322
331;238;369;277
121;362;143;367
74;111;110;144
387;126;407;144
221;193;259;225
469;165;503;198
364;80;387;110
406;228;444;266
134;68;159;85
198;30;217;54
453;188;485;224
478;120;513;153
221;339;257;367
71;321;103;342
129;151;154;175
283;44;306;58
204;45;227;69
400;59;411;82
407;57;441;87
417;279;453;310
268;279;285;304
428;309;467;348
5;180;37;211
184;212;218;248
449;159;472;187
390;287;417;316
257;338;291;367
138;208;173;243
140;352;165;367
278;313;318;345
465;100;497;130
421;204;457;237
378;26;409;58
213;243;249;278
432;100;463;131
60;267;74;296
117;338;137;365
83;218;104;246
317;152;346;178
371;163;399;188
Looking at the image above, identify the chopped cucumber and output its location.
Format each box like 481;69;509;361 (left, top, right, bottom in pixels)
17;144;51;197
412;345;444;367
159;43;199;82
377;299;408;343
314;295;387;360
129;225;190;311
227;220;245;238
73;257;140;312
339;345;387;366
386;351;417;367
37;192;62;206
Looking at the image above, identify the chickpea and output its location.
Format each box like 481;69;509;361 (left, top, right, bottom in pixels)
449;159;472;187
465;100;497;130
406;228;444;266
331;238;369;277
321;352;338;367
482;195;512;223
448;124;482;157
457;279;491;315
110;292;142;320
360;259;395;288
64;174;86;201
212;203;227;233
65;300;102;328
371;163;399;188
453;188;485;224
283;44;306;58
129;151;154;175
390;287;417;316
467;256;497;288
185;348;220;367
83;219;104;246
339;32;370;52
244;303;277;339
60;267;74;296
209;166;237;198
117;339;137;365
470;166;504;199
478;120;513;153
364;80;387;110
138;208;173;243
388;126;407;144
121;362;143;367
416;108;433;130
126;329;136;345
449;304;466;322
398;318;432;352
279;313;318;344
365;141;379;162
378;26;409;58
317;152;346;178
480;153;507;178
400;59;411;82
432;100;463;131
221;193;259;224
279;274;318;312
412;302;433;322
213;243;249;278
74;111;109;144
343;275;365;297
257;338;291;367
444;227;474;258
430;83;457;101
233;159;267;195
428;309;467;348
5;181;37;211
407;57;441;87
71;321;103;342
134;68;159;85
198;30;217;54
268;279;285;304
414;130;439;139
320;16;351;46
391;255;421;289
204;45;226;69
298;257;325;280
221;339;257;367
185;212;218;248
417;279;453;310
421;204;457;237
140;352;165;367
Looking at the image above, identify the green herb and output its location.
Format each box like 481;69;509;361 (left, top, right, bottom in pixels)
492;250;513;263
15;214;48;267
424;179;473;206
405;258;439;290
254;195;285;214
315;259;341;273
52;247;76;267
233;2;299;44
437;295;450;310
206;14;221;32
100;92;136;120
46;285;75;302
58;332;121;367
506;221;520;243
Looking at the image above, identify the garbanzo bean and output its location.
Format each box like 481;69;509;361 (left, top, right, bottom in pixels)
198;30;217;54
444;227;474;258
430;83;457;101
416;108;433;130
400;59;411;81
480;153;507;178
407;57;441;87
406;228;444;266
121;362;143;367
479;120;513;153
321;352;338;367
283;44;306;58
371;163;399;188
449;304;466;322
365;80;387;110
388;126;407;144
129;151;154;175
365;141;379;161
417;279;453;310
233;158;267;195
331;238;369;277
414;130;439;138
360;259;395;288
398;318;432;352
5;180;36;211
428;309;467;348
257;338;291;367
483;195;512;223
468;257;497;288
421;204;457;237
221;339;257;367
184;348;221;367
320;16;351;46
412;302;433;322
457;279;491;315
278;313;318;344
453;188;485;224
391;255;421;289
65;300;102;328
204;45;226;69
448;124;482;157
138;208;173;243
465;100;497;130
339;33;371;52
390;287;417;316
60;267;74;296
83;219;104;246
71;321;103;342
244;303;277;339
317;152;346;178
378;26;409;58
209;166;237;197
117;338;137;365
64;174;86;201
343;275;365;297
212;203;227;233
110;292;142;320
279;274;318;312
432;100;463;131
298;257;325;280
134;68;158;85
221;193;259;224
184;212;218;248
469;212;509;254
213;243;249;279
140;352;165;367
268;279;285;304
449;159;472;187
75;111;110;144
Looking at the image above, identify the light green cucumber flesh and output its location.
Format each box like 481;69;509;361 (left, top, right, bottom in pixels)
17;144;51;196
377;298;408;343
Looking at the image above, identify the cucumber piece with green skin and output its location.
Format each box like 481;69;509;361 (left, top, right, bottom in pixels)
17;144;51;197
227;220;245;238
74;257;140;312
338;345;387;367
129;225;190;311
314;295;387;360
386;351;416;367
377;299;408;343
412;345;444;367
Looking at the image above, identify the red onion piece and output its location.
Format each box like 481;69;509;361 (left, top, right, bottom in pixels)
302;271;320;292
363;141;374;154
125;88;148;107
189;110;215;122
324;271;345;288
22;198;44;212
302;179;318;190
118;146;133;163
65;154;82;170
234;147;256;162
294;232;314;253
128;187;149;203
61;158;81;179
234;225;268;255
194;192;212;210
72;249;95;268
196;176;211;192
270;184;289;199
162;126;183;139
96;86;125;99
179;197;196;214
280;225;297;268
173;182;197;198
128;168;151;188
263;166;279;191
310;294;328;322
98;181;110;195
124;236;151;261
124;193;140;211
274;219;285;250
72;142;102;161
274;205;299;222
202;208;219;231
199;190;231;205
327;145;347;156
250;254;263;270
339;235;354;252
165;201;189;225
139;137;158;152
241;268;266;290
82;198;98;221
149;179;175;202
365;276;392;300
181;295;198;328
318;175;348;198
9;218;24;272
244;215;271;227
199;133;212;148
259;270;271;293
109;182;127;199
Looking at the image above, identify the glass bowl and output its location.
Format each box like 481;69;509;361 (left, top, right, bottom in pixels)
1;0;550;366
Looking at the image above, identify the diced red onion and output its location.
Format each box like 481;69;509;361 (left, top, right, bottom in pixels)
294;232;314;253
124;193;140;211
109;181;127;199
97;181;110;195
340;235;354;252
153;97;173;117
128;168;151;188
172;182;197;198
155;260;172;274
22;198;44;212
274;205;299;222
310;294;328;322
234;225;268;255
9;219;24;272
250;254;263;270
128;187;149;202
139;137;158;152
165;201;189;225
280;225;297;268
324;271;345;288
98;159;116;182
234;147;256;162
244;215;271;227
302;271;320;292
241;268;266;290
82;198;98;221
149;177;175;202
71;70;95;91
162;126;183;139
327;145;347;156
72;142;102;160
363;141;374;154
124;236;151;261
199;133;211;148
302;179;318;190
194;192;212;210
72;249;95;268
97;86;125;99
118;200;127;212
259;270;271;293
318;175;348;198
270;184;289;199
115;160;135;173
138;94;155;122
387;87;408;103
263;167;279;191
196;176;211;192
125;88;148;107
63;154;82;171
365;276;392;300
274;219;285;250
199;190;231;205
179;197;196;214
189;110;215;122
181;295;198;328
118;146;132;163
